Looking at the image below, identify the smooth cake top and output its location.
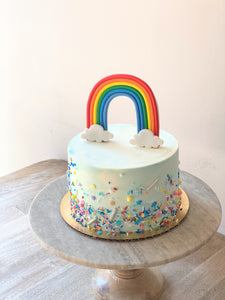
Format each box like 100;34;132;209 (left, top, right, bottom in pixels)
68;124;178;169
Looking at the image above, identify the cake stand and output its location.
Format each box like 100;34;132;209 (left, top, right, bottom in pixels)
29;171;221;300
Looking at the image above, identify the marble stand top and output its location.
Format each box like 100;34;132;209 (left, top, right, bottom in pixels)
29;171;221;270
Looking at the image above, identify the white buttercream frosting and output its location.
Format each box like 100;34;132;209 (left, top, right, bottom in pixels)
68;124;181;237
68;124;178;169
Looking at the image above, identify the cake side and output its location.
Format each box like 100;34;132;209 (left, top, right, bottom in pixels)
67;125;181;237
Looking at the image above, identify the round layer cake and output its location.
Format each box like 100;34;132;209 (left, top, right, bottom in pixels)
67;124;181;238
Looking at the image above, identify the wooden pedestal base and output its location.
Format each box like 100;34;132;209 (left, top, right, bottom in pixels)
92;268;163;300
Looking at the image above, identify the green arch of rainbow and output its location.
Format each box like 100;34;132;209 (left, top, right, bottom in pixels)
86;74;159;135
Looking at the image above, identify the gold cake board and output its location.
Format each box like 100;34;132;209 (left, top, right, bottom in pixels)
60;189;189;240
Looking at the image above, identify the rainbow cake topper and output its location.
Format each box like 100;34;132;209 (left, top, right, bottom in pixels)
81;74;163;148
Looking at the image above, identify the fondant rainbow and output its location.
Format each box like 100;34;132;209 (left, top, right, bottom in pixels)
86;74;159;135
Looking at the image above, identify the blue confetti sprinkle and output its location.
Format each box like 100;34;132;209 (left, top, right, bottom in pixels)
136;200;142;205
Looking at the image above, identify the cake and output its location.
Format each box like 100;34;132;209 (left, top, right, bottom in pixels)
66;74;183;240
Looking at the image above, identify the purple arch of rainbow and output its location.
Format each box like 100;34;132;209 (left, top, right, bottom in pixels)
86;74;159;135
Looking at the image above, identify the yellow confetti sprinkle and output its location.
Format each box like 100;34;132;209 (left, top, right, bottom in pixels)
91;184;96;189
141;213;145;218
127;196;133;203
74;171;76;175
71;195;76;200
179;179;182;184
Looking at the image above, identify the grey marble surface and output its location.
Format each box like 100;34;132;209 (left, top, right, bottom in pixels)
29;171;222;270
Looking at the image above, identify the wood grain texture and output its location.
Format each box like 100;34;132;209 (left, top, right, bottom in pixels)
1;159;225;299
92;268;164;300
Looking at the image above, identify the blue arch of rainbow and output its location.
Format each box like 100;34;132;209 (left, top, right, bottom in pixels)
100;88;144;133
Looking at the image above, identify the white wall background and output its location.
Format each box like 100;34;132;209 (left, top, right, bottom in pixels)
0;0;224;234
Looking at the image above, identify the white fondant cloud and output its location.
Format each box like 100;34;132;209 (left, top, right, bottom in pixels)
81;124;113;142
130;129;163;148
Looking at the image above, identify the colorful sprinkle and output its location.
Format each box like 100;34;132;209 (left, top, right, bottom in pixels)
109;208;117;222
136;200;142;205
146;178;159;191
173;190;179;195
127;196;133;203
87;217;97;225
69;162;181;236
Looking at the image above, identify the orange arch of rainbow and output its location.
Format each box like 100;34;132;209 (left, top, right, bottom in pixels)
86;74;159;136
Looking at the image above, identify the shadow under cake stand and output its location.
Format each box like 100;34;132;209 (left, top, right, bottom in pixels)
29;171;221;300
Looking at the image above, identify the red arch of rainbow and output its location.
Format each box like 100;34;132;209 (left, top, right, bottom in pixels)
86;74;159;136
